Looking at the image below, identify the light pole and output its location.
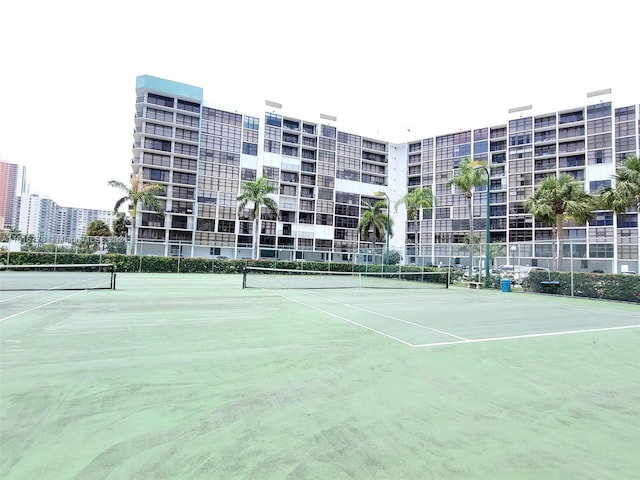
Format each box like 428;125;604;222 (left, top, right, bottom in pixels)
468;162;491;286
374;191;390;273
511;245;517;268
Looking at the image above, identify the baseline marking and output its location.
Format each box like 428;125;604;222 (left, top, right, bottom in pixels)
332;300;468;341
412;324;640;348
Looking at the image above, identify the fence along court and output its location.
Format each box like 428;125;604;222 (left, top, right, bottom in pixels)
242;266;450;289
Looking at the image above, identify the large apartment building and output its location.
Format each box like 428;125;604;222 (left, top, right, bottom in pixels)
131;75;639;273
17;193;115;242
0;161;26;229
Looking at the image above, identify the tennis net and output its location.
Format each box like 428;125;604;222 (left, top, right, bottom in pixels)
0;263;116;291
242;266;449;289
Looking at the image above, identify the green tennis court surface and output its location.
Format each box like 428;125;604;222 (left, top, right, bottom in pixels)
1;273;639;479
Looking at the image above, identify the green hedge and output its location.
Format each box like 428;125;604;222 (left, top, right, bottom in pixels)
524;270;640;303
4;251;636;302
0;252;445;276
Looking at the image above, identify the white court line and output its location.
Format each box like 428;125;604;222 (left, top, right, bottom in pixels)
0;290;44;304
261;289;416;347
293;290;468;341
0;290;86;323
411;324;640;348
278;289;640;348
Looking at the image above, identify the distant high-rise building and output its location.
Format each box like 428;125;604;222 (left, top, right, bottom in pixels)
0;160;26;229
130;75;639;272
18;193;114;242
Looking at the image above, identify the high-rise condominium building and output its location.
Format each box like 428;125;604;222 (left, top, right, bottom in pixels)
17;193;115;242
0;161;26;229
131;75;639;273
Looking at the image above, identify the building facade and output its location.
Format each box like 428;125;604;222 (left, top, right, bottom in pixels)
17;193;115;243
0;161;26;230
130;75;639;273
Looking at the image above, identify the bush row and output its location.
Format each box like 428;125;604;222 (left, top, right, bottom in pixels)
0;252;446;276
524;270;640;303
3;251;636;303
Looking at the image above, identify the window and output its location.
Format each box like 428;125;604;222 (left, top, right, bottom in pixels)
218;220;235;233
588;149;612;164
144;138;171;152
587;134;612;149
535;115;556;129
618;214;638;228
197;219;215;232
173;172;196;185
587;102;611;119
147;168;168;182
535;131;556;143
174;143;198;156
176;113;199;127
615;121;636;137
244;116;259;130
592;212;613;226
559;110;584;124
177;100;200;112
589;244;614;258
242;142;258;155
589;180;611;192
509;117;532;133
587;118;611;135
615;106;636;123
145;123;172;136
616;136;637;152
147;93;174;107
176;128;199;142
202;108;242;126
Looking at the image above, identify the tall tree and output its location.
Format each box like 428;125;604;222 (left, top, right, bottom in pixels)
524;173;595;270
111;212;128;238
446;158;487;270
237;175;279;260
394;186;435;250
108;172;165;255
598;154;640;213
86;220;112;238
358;200;393;246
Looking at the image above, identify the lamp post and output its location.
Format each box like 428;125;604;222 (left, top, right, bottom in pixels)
511;245;517;269
374;191;390;273
468;162;491;286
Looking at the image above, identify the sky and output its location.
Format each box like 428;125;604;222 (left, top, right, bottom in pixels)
0;0;637;211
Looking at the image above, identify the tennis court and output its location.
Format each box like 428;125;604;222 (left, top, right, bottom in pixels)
1;272;639;479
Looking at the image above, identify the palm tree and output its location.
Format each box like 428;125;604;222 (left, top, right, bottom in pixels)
446;158;487;271
237;175;279;260
108;171;165;255
358;200;393;247
112;212;128;238
394;186;435;252
524;173;595;270
598;154;640;213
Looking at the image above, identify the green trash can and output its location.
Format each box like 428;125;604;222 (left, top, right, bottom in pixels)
501;278;511;292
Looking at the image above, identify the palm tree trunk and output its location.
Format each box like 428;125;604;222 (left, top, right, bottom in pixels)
556;213;564;270
414;214;419;255
254;217;259;260
468;195;474;273
131;204;138;256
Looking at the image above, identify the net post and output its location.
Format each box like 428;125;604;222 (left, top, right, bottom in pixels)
242;266;247;289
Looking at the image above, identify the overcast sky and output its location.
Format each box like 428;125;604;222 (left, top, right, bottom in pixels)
1;0;637;211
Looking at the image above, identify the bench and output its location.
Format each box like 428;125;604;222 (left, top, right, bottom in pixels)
466;281;484;289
